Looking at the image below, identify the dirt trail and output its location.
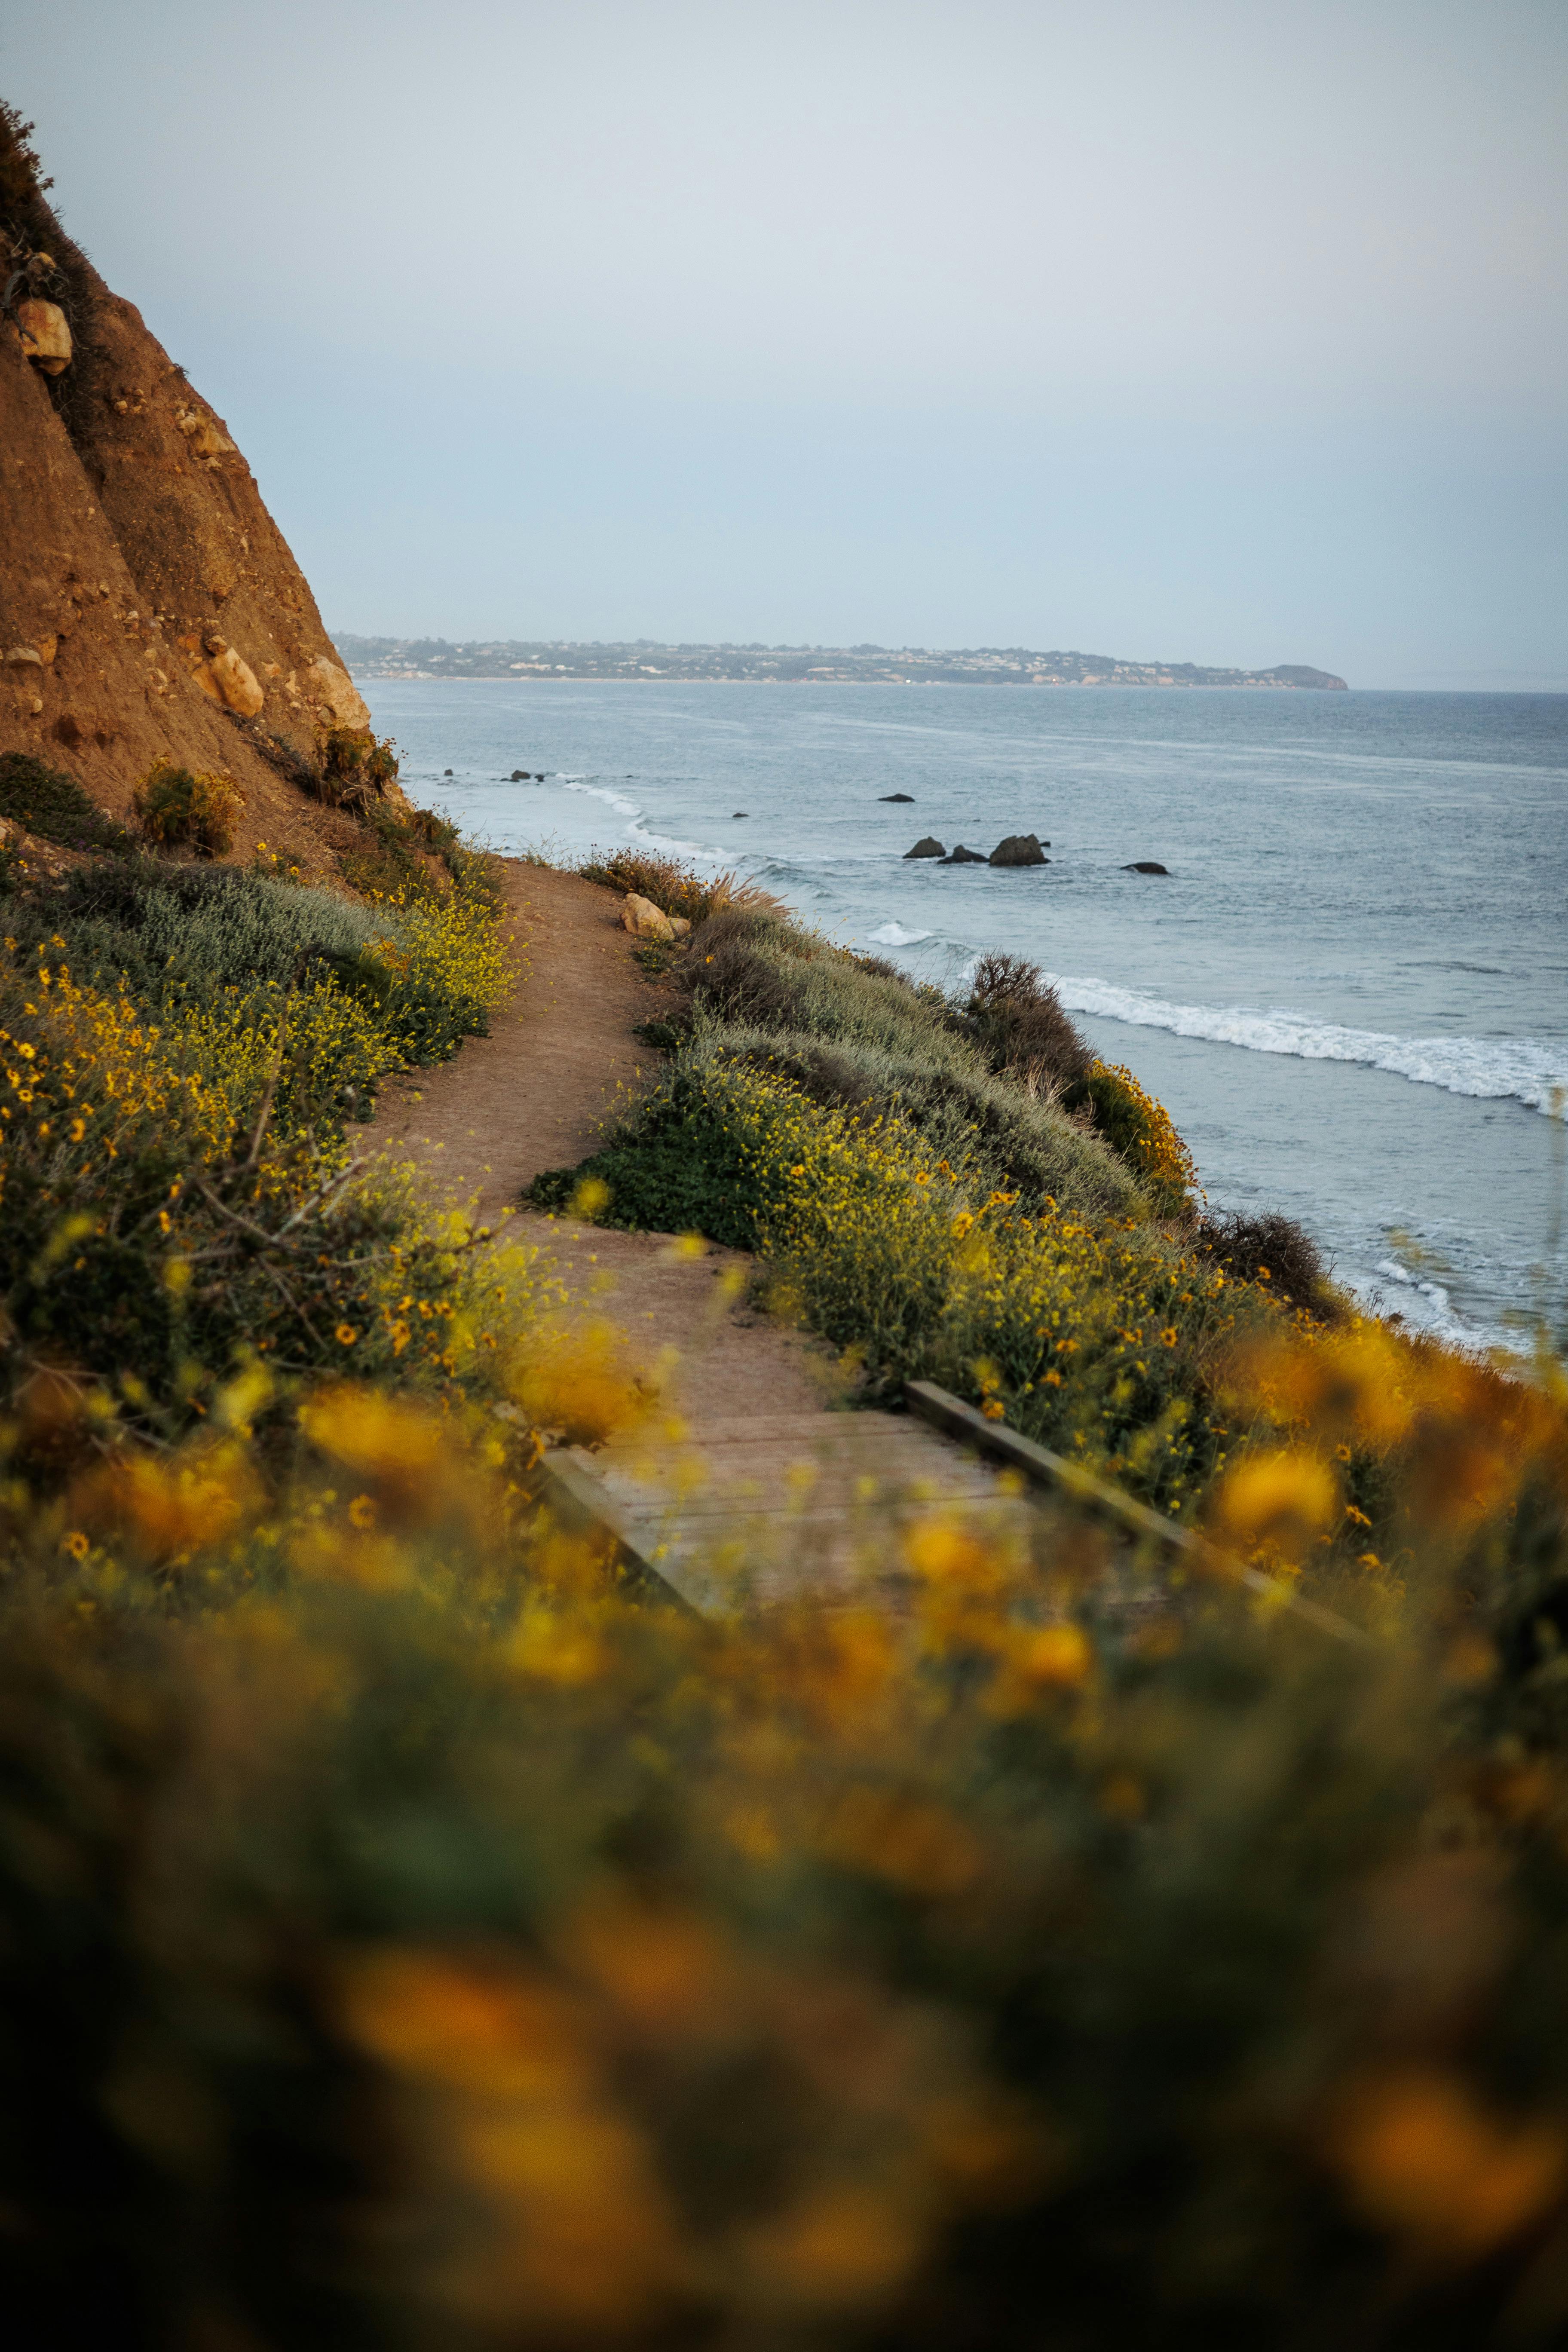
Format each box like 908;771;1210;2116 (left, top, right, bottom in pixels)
362;861;833;1421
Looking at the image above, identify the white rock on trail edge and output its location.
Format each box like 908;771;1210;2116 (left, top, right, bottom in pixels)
622;893;681;941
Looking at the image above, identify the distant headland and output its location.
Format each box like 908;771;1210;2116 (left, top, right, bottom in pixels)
337;636;1349;690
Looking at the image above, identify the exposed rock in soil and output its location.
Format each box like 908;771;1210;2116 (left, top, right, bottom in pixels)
622;891;677;941
196;642;265;717
16;297;70;374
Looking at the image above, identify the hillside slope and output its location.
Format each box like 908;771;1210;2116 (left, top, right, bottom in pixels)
0;102;384;874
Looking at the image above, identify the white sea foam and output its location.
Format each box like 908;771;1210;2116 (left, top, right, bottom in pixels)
1047;974;1568;1117
870;921;934;947
562;777;642;821
1348;1256;1531;1358
560;778;732;863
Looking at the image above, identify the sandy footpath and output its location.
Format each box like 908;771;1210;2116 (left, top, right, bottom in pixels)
361;861;832;1421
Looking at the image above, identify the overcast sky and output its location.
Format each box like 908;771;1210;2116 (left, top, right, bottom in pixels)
7;0;1566;684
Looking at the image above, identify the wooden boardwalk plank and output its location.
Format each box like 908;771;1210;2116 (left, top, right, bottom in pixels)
543;1398;1034;1614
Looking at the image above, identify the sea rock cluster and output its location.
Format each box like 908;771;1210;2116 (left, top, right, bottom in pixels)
903;833;1170;872
903;832;1051;867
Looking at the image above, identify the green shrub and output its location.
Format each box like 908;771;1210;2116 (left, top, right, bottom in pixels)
0;750;132;853
318;725;402;808
675;912;1142;1218
965;948;1093;1091
340;805;478;903
6;805;1568;2352
42;861;502;1081
132;759;242;855
59;862;400;986
1068;1059;1202;1220
1197;1207;1340;1317
530;1050;1238;1509
0;877;513;1457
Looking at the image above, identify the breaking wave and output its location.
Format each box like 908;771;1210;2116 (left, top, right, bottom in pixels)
870;921;934;947
1047;974;1568;1117
561;777;732;863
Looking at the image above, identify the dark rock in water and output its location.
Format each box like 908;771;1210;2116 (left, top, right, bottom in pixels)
989;833;1048;867
1124;860;1170;874
879;791;915;802
732;811;749;818
444;768;453;777
510;768;529;781
939;844;987;865
903;836;945;859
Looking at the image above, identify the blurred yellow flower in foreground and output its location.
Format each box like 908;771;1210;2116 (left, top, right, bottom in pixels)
822;1786;984;1898
300;1384;444;1478
904;1518;995;1588
1326;2069;1566;2260
740;2182;922;2312
508;1317;649;1447
80;1441;258;1562
1215;1448;1338;1556
337;1946;689;2331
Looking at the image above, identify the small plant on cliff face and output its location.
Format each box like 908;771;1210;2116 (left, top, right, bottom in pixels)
133;761;241;857
0;752;131;854
318;727;401;809
0;100;51;210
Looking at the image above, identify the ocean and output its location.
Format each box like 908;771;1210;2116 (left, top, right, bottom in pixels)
357;678;1568;1353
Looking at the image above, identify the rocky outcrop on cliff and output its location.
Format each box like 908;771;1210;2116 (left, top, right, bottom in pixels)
0;103;393;875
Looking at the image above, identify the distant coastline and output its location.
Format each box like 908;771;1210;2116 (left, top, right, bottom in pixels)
337;635;1349;691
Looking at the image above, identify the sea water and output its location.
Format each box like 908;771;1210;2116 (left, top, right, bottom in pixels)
357;679;1568;1352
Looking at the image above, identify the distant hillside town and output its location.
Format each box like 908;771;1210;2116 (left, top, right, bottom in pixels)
335;637;1348;690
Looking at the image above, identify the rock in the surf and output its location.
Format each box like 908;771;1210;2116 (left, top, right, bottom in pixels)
879;792;915;802
903;836;944;859
1124;860;1170;874
940;844;987;865
989;833;1048;867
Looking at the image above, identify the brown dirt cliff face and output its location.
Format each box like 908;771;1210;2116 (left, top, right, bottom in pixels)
0;104;380;872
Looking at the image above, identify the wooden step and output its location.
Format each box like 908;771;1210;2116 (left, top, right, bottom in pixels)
542;1402;1032;1614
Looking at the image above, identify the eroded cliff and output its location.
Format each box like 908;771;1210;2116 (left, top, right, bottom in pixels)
0;101;391;873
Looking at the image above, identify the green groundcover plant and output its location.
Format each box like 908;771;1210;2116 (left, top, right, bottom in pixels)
1;831;512;1443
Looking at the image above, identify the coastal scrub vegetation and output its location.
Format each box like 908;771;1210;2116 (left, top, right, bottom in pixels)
0;749;133;855
1;820;511;1444
3;836;1568;2346
574;841;752;927
132;757;244;855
